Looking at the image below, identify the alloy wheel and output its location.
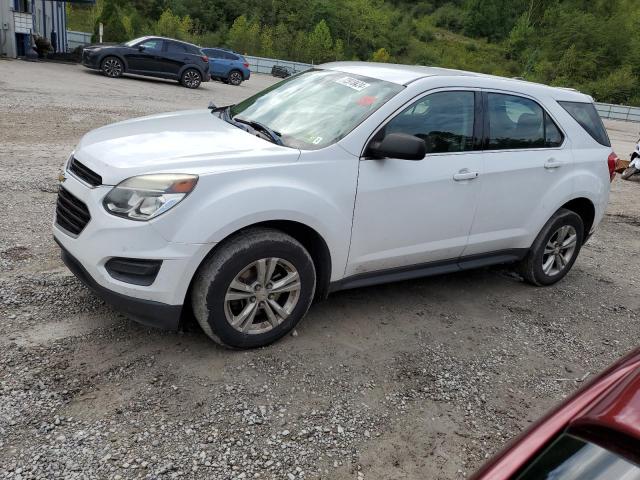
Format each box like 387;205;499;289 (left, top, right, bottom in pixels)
183;70;201;88
103;58;122;77
224;258;301;335
542;225;578;276
229;71;242;85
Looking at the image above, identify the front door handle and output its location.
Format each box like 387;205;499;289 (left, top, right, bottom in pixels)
453;169;479;181
544;158;564;169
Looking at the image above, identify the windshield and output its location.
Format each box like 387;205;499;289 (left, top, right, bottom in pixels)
229;69;404;150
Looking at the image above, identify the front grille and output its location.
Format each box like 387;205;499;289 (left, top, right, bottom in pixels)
56;187;91;236
69;157;102;187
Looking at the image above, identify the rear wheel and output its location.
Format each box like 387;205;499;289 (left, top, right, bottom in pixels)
191;228;316;348
181;68;202;89
519;209;584;286
101;56;123;78
228;70;243;86
621;166;638;180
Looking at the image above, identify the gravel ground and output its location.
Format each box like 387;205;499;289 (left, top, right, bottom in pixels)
1;59;639;480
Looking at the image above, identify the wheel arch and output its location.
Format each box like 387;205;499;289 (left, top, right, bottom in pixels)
186;220;333;307
178;64;204;79
228;68;243;79
559;197;596;241
100;53;128;72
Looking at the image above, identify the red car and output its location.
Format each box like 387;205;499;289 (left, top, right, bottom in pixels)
471;348;640;479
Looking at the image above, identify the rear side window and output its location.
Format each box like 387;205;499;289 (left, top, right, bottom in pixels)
487;93;562;150
205;49;223;58
166;42;188;54
385;91;475;153
559;101;611;147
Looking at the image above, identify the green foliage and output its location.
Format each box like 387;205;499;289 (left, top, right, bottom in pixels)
307;20;334;63
372;47;391;63
65;0;640;106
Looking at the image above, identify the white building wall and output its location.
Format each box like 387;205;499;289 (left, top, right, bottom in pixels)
0;0;66;58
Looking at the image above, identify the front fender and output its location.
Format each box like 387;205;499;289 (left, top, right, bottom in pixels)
151;152;359;281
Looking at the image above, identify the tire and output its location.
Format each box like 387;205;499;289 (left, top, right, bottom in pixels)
228;70;243;86
621;166;638;180
519;208;584;286
181;68;202;89
191;228;316;348
101;56;123;78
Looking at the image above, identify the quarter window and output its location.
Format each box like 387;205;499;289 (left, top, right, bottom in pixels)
385;91;475;153
487;93;563;150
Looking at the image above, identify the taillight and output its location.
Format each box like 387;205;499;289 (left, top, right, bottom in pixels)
608;152;618;181
243;63;249;68
201;55;209;63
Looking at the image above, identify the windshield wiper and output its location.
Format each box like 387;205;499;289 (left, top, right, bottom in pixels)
233;116;283;146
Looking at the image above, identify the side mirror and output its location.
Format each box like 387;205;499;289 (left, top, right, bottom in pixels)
368;132;426;161
138;45;145;51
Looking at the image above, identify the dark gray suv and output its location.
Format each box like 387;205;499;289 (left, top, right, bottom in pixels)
82;36;211;89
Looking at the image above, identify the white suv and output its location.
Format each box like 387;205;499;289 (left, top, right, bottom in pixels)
54;62;615;348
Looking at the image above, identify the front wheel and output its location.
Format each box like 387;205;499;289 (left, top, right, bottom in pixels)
519;209;584;286
191;228;316;348
101;56;123;78
181;68;202;89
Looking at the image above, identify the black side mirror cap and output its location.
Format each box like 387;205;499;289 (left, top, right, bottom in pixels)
369;132;426;161
138;45;145;51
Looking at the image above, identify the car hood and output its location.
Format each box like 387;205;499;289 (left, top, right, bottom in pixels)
74;110;299;185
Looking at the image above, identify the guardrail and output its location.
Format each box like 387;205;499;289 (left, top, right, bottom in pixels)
244;55;312;75
595;102;640;123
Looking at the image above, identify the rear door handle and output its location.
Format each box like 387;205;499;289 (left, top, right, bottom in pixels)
544;158;564;169
453;169;479;181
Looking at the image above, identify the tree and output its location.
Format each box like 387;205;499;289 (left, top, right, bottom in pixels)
227;15;250;53
372;47;391;63
260;25;275;58
155;9;192;40
96;0;127;42
307;19;333;63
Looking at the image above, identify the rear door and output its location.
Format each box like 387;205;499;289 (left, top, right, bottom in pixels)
207;49;226;76
464;91;572;256
162;40;191;78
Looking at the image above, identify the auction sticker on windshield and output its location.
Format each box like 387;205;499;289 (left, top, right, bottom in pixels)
335;77;370;91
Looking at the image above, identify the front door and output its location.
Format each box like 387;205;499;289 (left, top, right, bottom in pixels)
347;90;483;276
124;38;164;73
464;91;571;256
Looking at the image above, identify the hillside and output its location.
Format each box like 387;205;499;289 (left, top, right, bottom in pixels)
67;0;640;106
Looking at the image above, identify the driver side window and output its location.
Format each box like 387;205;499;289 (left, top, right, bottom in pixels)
385;91;475;153
139;39;162;50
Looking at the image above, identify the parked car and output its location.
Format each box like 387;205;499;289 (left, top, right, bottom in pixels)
54;62;615;348
471;347;640;479
271;65;295;78
201;48;250;86
82;36;210;89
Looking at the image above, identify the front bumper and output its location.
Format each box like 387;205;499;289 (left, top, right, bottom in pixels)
57;239;182;329
53;172;215;330
82;51;100;69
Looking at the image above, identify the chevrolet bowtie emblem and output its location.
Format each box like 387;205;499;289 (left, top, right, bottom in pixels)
58;171;66;183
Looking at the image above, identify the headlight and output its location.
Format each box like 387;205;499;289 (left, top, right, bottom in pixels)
103;174;198;221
